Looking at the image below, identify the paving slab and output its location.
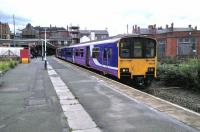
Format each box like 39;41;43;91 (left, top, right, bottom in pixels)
60;99;79;105
47;63;101;131
0;58;70;132
73;128;101;132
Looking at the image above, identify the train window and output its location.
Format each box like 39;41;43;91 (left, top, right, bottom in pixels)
92;48;99;58
75;49;79;56
120;42;131;58
108;48;112;59
80;49;84;57
103;49;107;59
66;48;72;56
133;41;142;57
146;41;155;57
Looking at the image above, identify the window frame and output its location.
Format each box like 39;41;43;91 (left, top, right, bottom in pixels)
119;37;156;59
92;47;100;58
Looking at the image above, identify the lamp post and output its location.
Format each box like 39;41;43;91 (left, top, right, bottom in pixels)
42;40;44;61
44;28;47;69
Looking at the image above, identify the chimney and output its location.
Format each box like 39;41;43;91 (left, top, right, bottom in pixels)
188;24;192;28
50;24;52;28
171;23;174;29
135;25;137;30
166;24;169;29
195;26;197;30
154;24;156;29
132;25;135;33
138;27;140;34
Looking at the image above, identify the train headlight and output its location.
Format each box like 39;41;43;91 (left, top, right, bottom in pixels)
148;67;154;72
120;68;129;73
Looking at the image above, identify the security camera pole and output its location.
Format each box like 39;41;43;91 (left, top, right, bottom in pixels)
44;28;47;70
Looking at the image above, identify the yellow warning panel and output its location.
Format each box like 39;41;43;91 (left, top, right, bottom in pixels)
21;58;29;64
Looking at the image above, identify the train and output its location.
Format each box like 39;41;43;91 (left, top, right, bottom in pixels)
56;35;157;86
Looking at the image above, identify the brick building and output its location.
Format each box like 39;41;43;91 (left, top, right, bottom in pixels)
34;25;70;46
132;23;200;57
69;26;80;44
22;23;39;38
0;22;10;39
80;30;109;40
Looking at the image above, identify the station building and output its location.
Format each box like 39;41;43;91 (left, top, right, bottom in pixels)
0;21;10;39
80;30;109;40
132;23;200;57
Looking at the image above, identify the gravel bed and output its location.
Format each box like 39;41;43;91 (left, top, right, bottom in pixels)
143;81;200;113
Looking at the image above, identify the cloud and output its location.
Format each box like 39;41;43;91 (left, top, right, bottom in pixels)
0;11;31;29
0;0;200;35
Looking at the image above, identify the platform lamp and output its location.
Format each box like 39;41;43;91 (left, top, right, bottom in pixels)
44;28;47;70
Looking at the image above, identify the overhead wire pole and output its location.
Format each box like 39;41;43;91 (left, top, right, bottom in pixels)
44;28;47;70
13;14;15;47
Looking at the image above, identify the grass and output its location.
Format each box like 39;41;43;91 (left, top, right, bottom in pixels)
0;60;18;72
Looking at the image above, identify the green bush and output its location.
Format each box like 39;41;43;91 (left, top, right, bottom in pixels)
0;60;18;71
158;57;181;64
157;58;200;91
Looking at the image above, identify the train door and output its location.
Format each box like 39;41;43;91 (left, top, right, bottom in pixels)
86;46;90;66
103;48;112;72
72;48;75;63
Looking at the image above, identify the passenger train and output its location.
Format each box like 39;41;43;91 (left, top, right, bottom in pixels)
56;35;157;86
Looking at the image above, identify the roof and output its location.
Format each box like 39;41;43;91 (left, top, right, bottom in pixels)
59;34;153;49
138;27;196;35
34;26;67;32
80;30;109;35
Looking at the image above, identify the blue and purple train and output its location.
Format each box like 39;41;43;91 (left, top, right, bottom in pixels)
56;35;157;86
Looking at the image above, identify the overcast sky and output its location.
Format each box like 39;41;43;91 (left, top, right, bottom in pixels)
0;0;199;36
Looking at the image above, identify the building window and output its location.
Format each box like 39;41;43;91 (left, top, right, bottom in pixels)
178;37;196;56
158;39;166;57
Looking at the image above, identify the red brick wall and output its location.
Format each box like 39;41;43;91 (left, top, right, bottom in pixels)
197;37;200;55
154;31;200;57
165;38;177;57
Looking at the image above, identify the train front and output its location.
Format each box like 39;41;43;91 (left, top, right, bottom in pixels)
118;36;157;86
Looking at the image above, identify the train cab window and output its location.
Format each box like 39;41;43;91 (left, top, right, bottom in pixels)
92;48;99;58
120;42;131;58
146;41;155;57
133;41;142;57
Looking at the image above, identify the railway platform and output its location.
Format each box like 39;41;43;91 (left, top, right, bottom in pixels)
0;56;200;132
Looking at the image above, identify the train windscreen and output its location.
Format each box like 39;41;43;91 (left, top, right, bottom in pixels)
120;37;156;58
